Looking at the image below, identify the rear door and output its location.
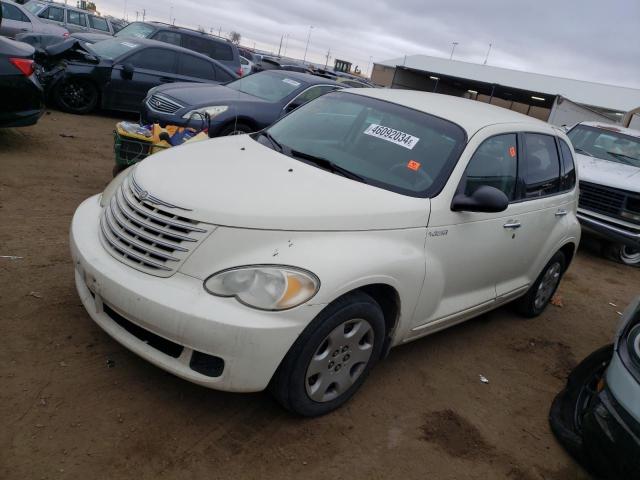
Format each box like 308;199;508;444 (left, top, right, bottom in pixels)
0;2;33;37
35;5;65;28
105;47;179;112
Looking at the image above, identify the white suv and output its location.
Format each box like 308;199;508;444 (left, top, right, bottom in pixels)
70;89;581;416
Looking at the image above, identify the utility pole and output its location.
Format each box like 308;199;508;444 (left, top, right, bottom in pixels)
135;11;138;21
366;55;373;75
142;8;146;21
324;48;331;69
169;5;173;24
303;25;313;64
483;42;492;65
283;34;290;57
449;41;459;60
218;26;222;36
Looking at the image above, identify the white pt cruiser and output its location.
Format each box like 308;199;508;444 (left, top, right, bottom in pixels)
71;89;581;416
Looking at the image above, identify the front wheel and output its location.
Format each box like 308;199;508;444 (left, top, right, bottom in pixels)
219;122;253;136
515;251;566;318
270;291;385;416
603;242;640;267
55;78;98;114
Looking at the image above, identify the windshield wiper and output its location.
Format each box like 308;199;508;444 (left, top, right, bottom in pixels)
290;149;368;183
261;131;283;152
574;148;594;157
606;151;639;166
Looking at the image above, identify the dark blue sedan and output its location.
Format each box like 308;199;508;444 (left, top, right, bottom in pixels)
140;70;344;136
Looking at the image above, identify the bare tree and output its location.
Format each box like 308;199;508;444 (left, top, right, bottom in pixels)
229;31;241;45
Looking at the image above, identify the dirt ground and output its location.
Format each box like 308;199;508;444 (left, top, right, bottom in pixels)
1;110;639;480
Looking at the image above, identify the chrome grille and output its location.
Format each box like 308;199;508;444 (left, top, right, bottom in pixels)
146;94;184;114
99;175;211;277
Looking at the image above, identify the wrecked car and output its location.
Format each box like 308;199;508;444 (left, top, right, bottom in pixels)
550;298;640;478
35;37;237;114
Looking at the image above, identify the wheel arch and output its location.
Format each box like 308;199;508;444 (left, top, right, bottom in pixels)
559;242;577;271
219;116;259;134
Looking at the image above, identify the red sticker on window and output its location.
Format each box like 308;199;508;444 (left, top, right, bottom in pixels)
407;160;421;171
509;146;517;158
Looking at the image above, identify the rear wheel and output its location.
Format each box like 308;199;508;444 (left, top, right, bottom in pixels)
516;252;566;317
270;291;385;416
603;242;640;267
55;78;98;114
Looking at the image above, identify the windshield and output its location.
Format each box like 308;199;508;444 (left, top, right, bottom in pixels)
265;92;467;197
568;124;640;167
24;2;46;14
114;22;155;39
227;73;304;102
87;39;141;60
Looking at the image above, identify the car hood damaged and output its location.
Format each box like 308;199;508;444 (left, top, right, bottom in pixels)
132;135;431;231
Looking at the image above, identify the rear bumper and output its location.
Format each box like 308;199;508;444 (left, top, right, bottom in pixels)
0;74;44;128
0;108;43;128
577;211;640;248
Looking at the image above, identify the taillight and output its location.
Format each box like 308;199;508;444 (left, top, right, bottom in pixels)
237;67;243;76
63;32;70;38
9;58;35;77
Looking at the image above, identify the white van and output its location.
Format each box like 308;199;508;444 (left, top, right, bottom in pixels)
70;89;581;416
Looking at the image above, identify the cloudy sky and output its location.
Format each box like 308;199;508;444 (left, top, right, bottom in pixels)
99;0;640;88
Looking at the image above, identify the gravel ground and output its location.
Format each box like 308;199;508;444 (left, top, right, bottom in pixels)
1;111;639;480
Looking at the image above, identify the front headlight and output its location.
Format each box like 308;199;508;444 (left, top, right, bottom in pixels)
182;105;228;119
99;167;131;207
204;266;320;311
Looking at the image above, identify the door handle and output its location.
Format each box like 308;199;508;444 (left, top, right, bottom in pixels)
503;221;521;229
555;209;568;217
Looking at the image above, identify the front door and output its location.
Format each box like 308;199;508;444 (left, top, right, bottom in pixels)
105;47;179;112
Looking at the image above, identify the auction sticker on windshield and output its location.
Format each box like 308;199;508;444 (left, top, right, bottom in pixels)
282;78;301;87
364;124;420;150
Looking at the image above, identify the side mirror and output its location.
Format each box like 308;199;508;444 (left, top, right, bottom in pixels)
451;185;509;213
121;63;135;80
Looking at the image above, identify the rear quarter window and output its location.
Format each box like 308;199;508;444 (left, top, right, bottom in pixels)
88;15;110;32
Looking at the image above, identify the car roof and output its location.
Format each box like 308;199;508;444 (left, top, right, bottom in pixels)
98;37;227;65
347;89;553;135
578;121;640;139
257;69;341;86
134;21;234;44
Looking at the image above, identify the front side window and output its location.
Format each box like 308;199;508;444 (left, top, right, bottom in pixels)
88;15;110;32
463;134;518;201
522;133;561;198
2;3;30;22
265;92;466;197
567;124;640;168
214;65;234;83
67;10;87;27
289;85;339;109
558;139;576;191
39;6;64;22
114;22;155;39
153;31;181;46
126;48;178;73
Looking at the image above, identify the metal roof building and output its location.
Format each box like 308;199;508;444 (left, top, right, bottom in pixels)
371;55;640;123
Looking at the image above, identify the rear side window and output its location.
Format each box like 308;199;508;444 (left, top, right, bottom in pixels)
463;134;518;201
522;133;561;198
558;139;576;191
182;35;211;56
2;3;30;22
153;31;182;46
179;55;216;80
214;66;234;82
67;10;87;27
213;43;234;61
88;15;110;32
127;48;178;73
39;6;64;22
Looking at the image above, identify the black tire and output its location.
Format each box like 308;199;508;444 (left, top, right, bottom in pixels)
55;78;98;114
515;251;566;318
218;122;253;136
603;242;640;267
270;291;385;417
548;344;612;473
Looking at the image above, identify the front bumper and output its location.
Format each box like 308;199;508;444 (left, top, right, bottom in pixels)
577;210;640;248
70;195;324;392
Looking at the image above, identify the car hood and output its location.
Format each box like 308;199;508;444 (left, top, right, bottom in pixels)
156;83;266;107
576;153;640;192
133;135;430;231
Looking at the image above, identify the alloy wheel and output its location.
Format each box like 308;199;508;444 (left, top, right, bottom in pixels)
534;261;562;310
